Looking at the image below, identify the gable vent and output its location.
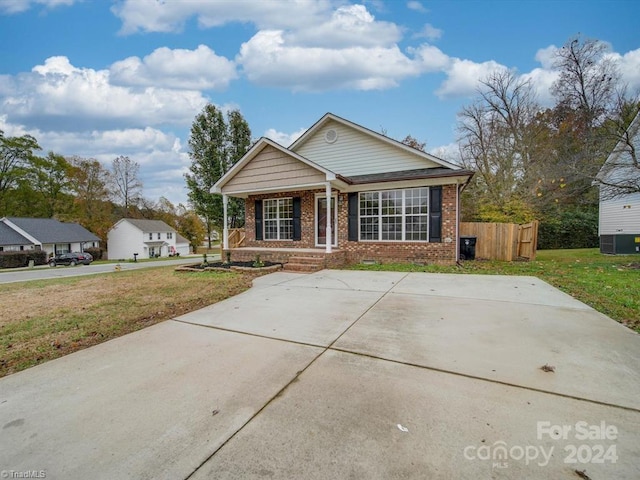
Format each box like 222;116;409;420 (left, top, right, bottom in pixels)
324;128;338;144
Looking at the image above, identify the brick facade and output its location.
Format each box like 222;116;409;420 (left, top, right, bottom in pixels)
232;184;459;266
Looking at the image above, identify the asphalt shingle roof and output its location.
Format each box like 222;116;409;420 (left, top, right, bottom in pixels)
120;219;174;233
0;222;32;246
344;167;474;185
5;217;100;243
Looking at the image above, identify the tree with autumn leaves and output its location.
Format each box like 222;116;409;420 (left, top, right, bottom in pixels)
0;134;205;248
456;35;639;248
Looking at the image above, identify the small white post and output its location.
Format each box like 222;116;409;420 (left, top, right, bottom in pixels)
222;194;229;250
325;182;332;253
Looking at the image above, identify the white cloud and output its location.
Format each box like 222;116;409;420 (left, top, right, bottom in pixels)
534;45;559;69
414;23;443;41
410;44;451;72
288;4;402;48
607;48;640;94
1;56;209;130
264;127;307;147
430;142;462;164
110;45;237;90
436;58;508;99
407;1;427;13
237;30;424;91
0;0;75;14
520;67;558;107
111;0;334;35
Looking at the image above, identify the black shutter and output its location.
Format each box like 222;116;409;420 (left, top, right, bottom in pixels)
254;200;263;240
429;186;442;243
292;197;301;241
348;193;358;241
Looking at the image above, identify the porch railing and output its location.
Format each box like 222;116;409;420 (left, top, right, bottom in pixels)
221;228;246;254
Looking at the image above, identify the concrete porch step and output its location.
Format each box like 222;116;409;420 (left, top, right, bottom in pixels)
283;263;323;273
288;256;325;264
284;256;324;273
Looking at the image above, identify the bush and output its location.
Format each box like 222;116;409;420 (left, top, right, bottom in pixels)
85;247;103;260
0;250;48;268
538;208;599;250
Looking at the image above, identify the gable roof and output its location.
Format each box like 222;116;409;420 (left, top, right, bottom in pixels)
596;111;640;181
289;112;462;171
0;222;32;246
176;233;189;245
117;218;175;232
4;217;100;243
213;137;338;195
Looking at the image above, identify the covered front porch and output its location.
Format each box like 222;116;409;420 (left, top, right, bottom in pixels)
223;246;347;272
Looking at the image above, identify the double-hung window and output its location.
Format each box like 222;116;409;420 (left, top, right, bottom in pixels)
359;188;428;241
263;198;293;240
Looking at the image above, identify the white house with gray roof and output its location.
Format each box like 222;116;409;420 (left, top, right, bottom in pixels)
597;112;640;254
0;217;100;255
107;218;190;260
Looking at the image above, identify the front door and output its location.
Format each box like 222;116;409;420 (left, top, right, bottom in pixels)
316;196;337;246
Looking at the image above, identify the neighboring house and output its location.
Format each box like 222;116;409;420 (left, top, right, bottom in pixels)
107;219;190;260
0;217;100;255
597;112;640;254
212;113;474;267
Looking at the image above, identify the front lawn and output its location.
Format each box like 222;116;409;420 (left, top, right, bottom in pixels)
348;248;640;332
0;267;252;378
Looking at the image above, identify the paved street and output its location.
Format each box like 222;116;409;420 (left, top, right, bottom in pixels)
0;255;212;284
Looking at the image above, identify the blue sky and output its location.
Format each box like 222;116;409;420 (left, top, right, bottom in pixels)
1;0;639;206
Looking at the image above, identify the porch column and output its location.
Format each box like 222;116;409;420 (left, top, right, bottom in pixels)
222;194;229;250
325;182;332;253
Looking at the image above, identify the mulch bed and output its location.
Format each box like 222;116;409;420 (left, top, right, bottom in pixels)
175;261;283;274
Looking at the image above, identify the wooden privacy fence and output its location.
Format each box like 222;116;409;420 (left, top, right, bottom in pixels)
460;221;539;261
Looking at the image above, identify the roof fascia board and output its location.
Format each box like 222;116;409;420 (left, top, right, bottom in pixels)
223;179;344;198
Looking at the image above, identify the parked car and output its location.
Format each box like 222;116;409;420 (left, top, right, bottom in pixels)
48;252;93;267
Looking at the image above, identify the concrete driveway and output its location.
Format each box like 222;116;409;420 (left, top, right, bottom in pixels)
1;270;639;479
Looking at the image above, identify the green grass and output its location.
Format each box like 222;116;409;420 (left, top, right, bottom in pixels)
0;267;253;377
347;248;640;332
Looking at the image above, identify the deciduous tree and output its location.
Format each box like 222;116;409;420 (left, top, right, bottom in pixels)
67;156;112;241
185;105;251;247
0;131;40;215
111;155;142;215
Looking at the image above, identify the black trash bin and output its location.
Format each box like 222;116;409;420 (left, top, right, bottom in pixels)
459;236;477;260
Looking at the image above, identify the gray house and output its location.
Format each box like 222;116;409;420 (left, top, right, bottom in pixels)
597;113;640;254
0;217;100;255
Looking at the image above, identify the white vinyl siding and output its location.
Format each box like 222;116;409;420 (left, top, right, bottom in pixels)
599;192;640;235
294;120;440;176
359;188;429;241
108;219;190;259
